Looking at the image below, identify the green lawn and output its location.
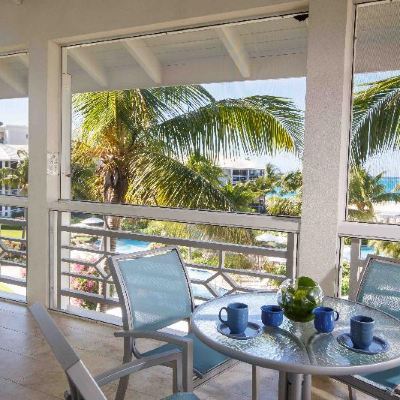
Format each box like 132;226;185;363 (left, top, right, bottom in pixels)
0;282;12;293
0;229;23;239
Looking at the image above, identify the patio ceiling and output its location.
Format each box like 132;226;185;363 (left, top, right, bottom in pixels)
65;16;308;94
0;2;399;100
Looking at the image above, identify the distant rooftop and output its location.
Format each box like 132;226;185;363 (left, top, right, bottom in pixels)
0;144;28;161
218;158;266;170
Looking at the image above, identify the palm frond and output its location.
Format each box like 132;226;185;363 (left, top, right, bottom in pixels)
351;75;400;164
142;85;215;121
153;95;303;160
130;151;233;210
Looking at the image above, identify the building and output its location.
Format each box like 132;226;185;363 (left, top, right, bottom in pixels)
219;159;265;185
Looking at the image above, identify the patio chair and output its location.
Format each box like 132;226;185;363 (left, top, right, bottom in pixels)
109;247;236;400
336;255;400;400
29;303;199;400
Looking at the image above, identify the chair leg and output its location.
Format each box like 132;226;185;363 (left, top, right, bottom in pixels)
115;338;133;400
172;355;183;394
302;375;312;400
348;385;358;400
252;365;260;400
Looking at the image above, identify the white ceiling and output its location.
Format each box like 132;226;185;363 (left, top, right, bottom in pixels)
66;16;308;94
0;2;399;100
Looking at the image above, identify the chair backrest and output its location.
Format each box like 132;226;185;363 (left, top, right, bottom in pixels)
110;247;194;331
356;255;400;320
29;303;107;400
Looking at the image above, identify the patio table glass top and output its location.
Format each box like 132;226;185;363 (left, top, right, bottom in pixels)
191;292;400;376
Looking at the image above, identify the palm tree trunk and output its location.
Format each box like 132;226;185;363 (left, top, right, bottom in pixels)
97;168;128;312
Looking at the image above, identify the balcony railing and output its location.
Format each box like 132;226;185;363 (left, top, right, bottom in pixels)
52;209;299;317
347;238;366;300
0;213;27;301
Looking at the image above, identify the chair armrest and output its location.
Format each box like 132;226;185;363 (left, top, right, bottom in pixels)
114;330;194;391
94;349;182;387
114;330;191;346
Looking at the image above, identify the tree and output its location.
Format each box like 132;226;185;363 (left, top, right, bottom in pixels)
72;87;303;310
0;150;29;196
0;150;29;241
351;75;400;165
72;87;303;230
368;240;400;259
348;167;400;221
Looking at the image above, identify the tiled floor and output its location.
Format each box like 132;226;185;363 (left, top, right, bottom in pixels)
0;300;373;400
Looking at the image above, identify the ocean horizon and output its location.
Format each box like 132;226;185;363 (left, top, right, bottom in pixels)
380;177;400;193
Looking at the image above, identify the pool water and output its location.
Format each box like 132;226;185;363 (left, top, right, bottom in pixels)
116;238;149;253
342;245;376;262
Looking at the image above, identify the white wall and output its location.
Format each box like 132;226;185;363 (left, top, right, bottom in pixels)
4;125;28;145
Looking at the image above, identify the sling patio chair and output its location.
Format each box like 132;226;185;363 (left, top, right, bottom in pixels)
30;303;198;400
109;246;241;400
335;255;400;400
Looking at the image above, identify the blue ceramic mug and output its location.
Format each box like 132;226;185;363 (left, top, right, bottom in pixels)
313;306;339;333
218;302;248;334
261;305;284;327
350;315;375;350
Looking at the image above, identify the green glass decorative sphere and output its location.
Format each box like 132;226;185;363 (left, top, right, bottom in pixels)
277;276;323;322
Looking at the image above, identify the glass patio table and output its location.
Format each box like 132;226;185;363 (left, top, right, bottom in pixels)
191;292;400;400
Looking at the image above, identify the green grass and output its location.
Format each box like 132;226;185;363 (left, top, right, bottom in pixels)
0;282;12;293
0;229;23;239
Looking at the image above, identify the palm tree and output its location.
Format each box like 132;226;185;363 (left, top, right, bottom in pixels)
72;86;303;232
72;86;303;310
351;75;400;165
0;150;29;196
0;150;29;240
348;167;400;221
368;239;400;258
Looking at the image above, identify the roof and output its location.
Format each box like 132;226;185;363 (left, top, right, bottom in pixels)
218;158;266;170
0;144;28;161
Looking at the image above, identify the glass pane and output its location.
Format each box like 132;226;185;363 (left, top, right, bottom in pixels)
0;53;29;198
347;2;400;224
65;16;306;216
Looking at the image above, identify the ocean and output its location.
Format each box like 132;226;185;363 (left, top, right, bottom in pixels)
381;177;400;193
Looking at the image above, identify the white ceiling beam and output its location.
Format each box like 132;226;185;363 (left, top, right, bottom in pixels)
0;61;27;95
216;26;251;79
68;47;108;88
17;53;29;68
123;39;162;84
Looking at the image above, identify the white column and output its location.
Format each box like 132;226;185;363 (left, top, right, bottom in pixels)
27;39;61;305
298;0;355;295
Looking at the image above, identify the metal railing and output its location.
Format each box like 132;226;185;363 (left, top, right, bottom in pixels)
53;210;299;313
0;213;27;301
346;238;366;300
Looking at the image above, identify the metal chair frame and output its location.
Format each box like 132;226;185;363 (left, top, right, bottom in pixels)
29;303;198;400
336;255;400;400
109;246;236;400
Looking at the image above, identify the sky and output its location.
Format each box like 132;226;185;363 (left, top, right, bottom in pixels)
0;98;28;126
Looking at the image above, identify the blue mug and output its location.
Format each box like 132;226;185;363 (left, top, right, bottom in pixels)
218;302;248;334
313;306;339;333
350;315;375;350
261;305;283;327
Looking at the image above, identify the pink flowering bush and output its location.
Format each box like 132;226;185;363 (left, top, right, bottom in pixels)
70;259;100;310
